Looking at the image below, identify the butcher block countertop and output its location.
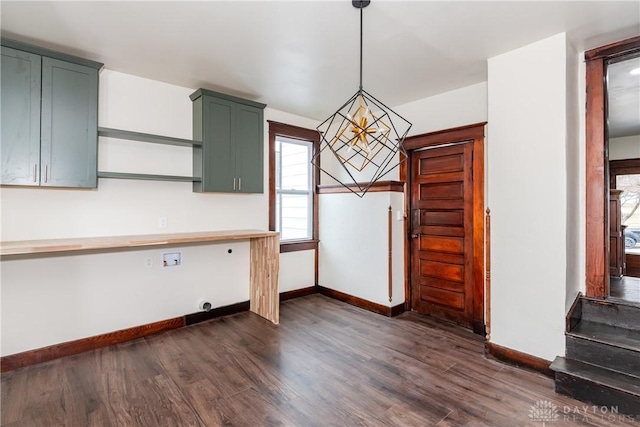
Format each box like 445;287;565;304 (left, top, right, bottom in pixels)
0;230;278;256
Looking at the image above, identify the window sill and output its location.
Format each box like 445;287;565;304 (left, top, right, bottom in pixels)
280;240;319;253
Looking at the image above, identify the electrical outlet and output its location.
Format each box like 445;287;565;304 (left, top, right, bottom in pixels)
158;216;168;228
144;256;153;268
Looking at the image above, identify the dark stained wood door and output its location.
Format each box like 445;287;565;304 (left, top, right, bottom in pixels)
410;142;474;327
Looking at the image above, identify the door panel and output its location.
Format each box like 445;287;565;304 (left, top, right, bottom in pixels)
411;143;474;327
418;153;464;174
421;211;464;226
420;236;464;253
420;260;464;281
421;277;465;292
422;287;465;309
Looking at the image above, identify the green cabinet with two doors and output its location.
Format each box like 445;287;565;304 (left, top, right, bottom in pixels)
190;89;266;193
1;39;102;188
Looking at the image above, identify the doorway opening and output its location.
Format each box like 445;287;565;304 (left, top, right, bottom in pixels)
585;36;640;303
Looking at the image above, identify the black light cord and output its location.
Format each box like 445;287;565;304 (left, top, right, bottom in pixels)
359;6;363;91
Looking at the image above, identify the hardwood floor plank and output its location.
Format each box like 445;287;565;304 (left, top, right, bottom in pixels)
2;294;636;426
215;386;309;427
377;403;451;427
180;379;234;426
60;353;113;426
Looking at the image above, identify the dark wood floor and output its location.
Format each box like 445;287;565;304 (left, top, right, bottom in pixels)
611;275;640;303
2;295;636;426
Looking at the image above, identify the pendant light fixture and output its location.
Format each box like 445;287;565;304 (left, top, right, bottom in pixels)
312;0;412;197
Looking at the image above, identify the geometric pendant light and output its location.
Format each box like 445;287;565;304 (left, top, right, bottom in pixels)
312;0;412;197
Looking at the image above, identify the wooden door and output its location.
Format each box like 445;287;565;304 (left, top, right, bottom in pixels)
410;143;474;327
609;189;624;277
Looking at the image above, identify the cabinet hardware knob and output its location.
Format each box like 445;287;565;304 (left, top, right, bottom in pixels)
411;234;419;238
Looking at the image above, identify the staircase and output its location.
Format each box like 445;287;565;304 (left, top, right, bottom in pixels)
551;295;640;416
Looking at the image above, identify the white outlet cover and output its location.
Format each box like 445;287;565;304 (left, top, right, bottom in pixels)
158;216;168;228
144;256;153;268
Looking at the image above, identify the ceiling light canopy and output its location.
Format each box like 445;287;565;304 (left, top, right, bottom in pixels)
312;0;412;197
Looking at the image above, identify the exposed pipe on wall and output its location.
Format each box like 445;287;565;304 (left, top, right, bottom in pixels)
485;207;491;340
388;205;393;302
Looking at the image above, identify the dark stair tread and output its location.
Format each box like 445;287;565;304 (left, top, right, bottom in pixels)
580;297;640;331
569;321;640;352
582;296;640;309
551;357;640;396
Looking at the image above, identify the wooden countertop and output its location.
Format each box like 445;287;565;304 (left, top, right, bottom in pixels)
0;230;279;256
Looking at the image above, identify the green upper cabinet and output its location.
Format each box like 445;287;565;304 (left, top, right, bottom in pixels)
41;57;98;188
0;39;102;188
1;47;42;186
191;89;266;193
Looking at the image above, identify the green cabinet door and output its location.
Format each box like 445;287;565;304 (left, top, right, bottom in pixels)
1;47;41;186
41;57;98;188
201;97;235;192
191;88;265;194
235;103;264;193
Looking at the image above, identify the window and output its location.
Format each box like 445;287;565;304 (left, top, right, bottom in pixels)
276;136;313;241
268;121;319;251
611;159;640;255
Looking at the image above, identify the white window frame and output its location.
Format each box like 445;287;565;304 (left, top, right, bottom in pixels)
275;136;313;242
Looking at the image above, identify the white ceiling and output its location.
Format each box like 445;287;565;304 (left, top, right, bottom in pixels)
1;1;639;123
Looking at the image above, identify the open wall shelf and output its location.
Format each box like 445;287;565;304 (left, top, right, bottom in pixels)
97;171;201;182
98;127;202;147
98;127;201;183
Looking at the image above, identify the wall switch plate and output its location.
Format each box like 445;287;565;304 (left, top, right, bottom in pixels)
158;216;168;228
397;210;404;221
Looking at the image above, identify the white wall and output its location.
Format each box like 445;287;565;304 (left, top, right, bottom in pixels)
319;191;405;307
279;250;315;292
265;110;318;294
394;82;488;137
609;135;640;160
318;82;488;307
0;70;316;356
2;70;266;240
317;83;487;187
1;242;249;355
488;33;569;361
565;40;582;313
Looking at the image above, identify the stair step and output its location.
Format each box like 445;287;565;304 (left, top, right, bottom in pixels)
551;357;640;416
581;297;640;331
567;335;640;378
569;321;640;352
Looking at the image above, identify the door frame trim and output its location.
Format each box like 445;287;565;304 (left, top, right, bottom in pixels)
584;36;640;298
401;122;487;334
